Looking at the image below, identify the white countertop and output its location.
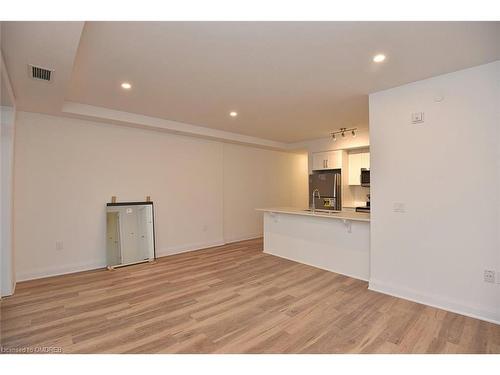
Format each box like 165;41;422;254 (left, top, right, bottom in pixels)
256;207;370;222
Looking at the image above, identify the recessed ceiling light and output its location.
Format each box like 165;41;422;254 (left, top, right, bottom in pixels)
373;54;386;63
229;111;238;117
121;82;132;90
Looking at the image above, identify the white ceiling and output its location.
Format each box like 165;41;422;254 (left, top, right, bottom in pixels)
1;22;84;112
2;21;500;144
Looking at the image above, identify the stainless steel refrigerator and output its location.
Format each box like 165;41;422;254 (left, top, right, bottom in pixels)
309;170;342;211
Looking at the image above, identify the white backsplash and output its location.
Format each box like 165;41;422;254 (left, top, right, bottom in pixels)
344;185;370;207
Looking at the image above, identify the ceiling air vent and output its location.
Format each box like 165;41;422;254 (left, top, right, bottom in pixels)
28;64;54;82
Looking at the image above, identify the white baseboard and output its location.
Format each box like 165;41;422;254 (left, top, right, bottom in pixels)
16;240;225;282
156;239;226;258
223;233;262;244
1;279;16;297
265;249;369;282
156;235;262;258
369;279;500;326
14;236;259;283
16;260;107;282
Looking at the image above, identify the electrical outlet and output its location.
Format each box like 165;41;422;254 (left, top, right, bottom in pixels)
393;202;406;213
55;241;64;251
411;112;424;124
484;270;495;283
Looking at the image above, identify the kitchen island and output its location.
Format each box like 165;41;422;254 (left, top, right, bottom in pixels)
257;207;370;281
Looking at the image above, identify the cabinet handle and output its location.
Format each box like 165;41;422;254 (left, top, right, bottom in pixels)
326;159;328;169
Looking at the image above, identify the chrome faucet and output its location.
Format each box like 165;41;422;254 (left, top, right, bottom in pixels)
311;189;321;212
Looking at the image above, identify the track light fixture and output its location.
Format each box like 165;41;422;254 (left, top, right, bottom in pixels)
330;127;357;140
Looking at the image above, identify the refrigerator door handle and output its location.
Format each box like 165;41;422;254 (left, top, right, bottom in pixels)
333;173;337;198
333;173;341;210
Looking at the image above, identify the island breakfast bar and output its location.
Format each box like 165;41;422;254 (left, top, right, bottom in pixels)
257;208;370;281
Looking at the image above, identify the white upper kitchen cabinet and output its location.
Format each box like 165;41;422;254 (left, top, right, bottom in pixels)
312;150;343;170
312;152;328;170
348;153;362;185
361;152;370;169
327;150;343;169
348;151;370;185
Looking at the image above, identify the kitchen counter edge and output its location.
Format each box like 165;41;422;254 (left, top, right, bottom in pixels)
256;207;370;222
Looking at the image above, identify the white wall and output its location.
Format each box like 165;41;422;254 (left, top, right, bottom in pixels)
223;143;308;243
1;46;17;297
13;111;307;281
369;61;500;324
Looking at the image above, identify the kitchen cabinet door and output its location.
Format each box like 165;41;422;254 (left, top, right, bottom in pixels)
348;153;362;185
312;150;343;170
312;152;329;170
327;150;343;169
361;152;370;169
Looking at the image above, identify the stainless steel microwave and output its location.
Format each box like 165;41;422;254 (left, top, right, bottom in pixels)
361;168;370;187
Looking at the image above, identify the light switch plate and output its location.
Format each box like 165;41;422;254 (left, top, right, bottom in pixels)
484;270;495;283
411;112;424;124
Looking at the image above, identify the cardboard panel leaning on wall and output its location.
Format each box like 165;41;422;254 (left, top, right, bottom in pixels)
369;61;500;324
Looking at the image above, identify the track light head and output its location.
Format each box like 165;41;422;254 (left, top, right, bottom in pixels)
331;127;356;142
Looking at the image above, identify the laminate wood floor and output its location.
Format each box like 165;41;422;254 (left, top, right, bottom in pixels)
1;238;499;354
